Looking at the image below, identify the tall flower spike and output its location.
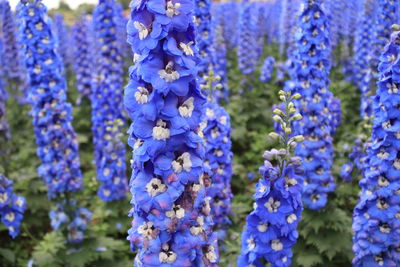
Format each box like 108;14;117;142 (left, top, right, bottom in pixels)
211;5;229;103
17;0;90;243
352;27;400;267
53;13;71;69
372;0;397;75
353;1;377;119
289;0;336;210
237;0;258;75
221;1;239;49
0;174;26;238
202;70;233;244
260;56;275;83
238;90;304;267
1;0;28;103
125;0;218;265
195;0;213;81
0;36;11;148
92;0;128;202
71;15;94;104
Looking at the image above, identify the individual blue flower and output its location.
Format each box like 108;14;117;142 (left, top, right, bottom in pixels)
289;0;336;210
71;15;94;104
125;0;218;265
238;91;304;267
237;0;258;75
92;0;128;202
0;174;26;238
260;56;275;83
352;28;400;267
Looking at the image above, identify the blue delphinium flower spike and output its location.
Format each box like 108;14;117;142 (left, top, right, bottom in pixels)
0;37;11;144
0;174;26;238
352;27;400;267
92;0;128;202
71;15;93;104
53;13;71;69
17;0;90;243
289;0;336;210
237;0;258;75
238;91;304;267
125;0;219;265
260;56;275;83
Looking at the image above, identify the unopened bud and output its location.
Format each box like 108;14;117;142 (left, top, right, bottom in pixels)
292;93;301;99
292;114;303;120
273;108;284;115
273;115;282;122
284;127;292;134
268;132;281;139
293;135;304;142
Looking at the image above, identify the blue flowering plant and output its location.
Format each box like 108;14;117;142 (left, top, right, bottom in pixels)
352;25;400;267
290;0;336;210
201;70;233;241
71;15;93;104
125;0;219;265
238;90;304;267
0;174;26;238
17;0;90;243
91;0;128;202
260;56;275;83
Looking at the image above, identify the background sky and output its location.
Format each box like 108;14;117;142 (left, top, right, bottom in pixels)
9;0;98;9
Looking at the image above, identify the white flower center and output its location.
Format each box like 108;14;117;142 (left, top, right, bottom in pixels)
287;214;297;224
179;97;194;117
0;193;8;203
134;21;149;40
159;250;177;264
137;221;156;239
394;159;400;170
257;223;268;232
179;41;194;56
265;197;280;212
271;239;283;251
166;1;181;17
5;212;15;222
172;152;192;173
158;61;180;82
146;178;167;197
152;120;170;140
247;236;255;251
166;205;185;219
135;87;149;104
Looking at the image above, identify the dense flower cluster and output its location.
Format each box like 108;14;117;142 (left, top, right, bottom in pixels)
260;56;275;83
202;73;233;241
238;91;304;267
211;4;229;103
328;96;341;135
53;13;71;69
219;1;238;49
0;174;26;238
278;0;293;56
372;0;397;74
340;136;370;182
353;1;375;119
125;0;219;265
237;0;258;75
195;0;213;80
17;0;83;198
290;0;335;210
1;0;25;82
49;200;92;243
71;15;93;103
352;28;400;267
0;38;11;144
92;0;128;202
